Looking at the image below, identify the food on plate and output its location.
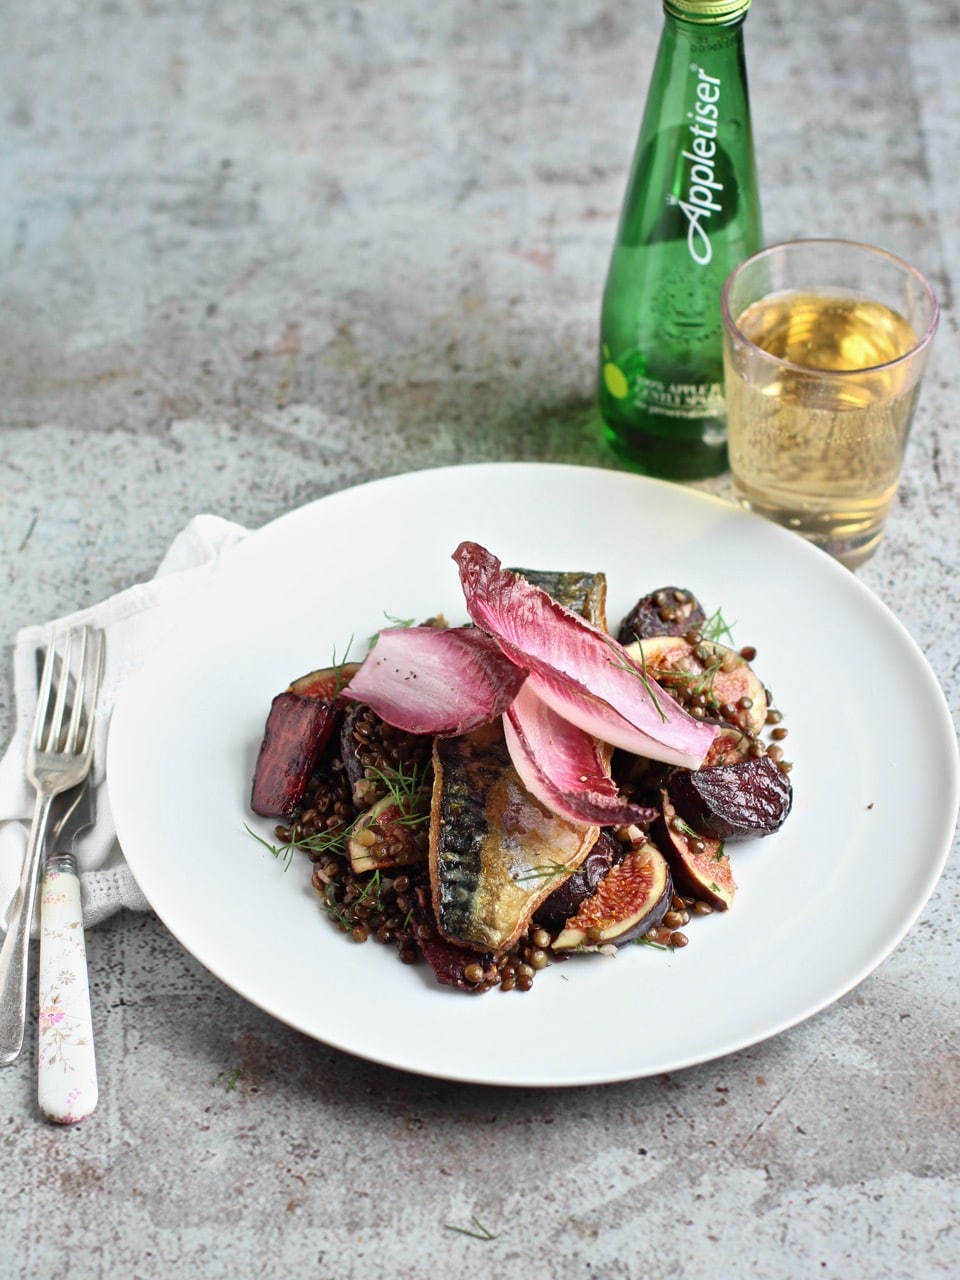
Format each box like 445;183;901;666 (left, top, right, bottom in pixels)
666;754;792;841
550;834;673;951
249;543;793;994
625;633;769;736
431;720;599;954
616;585;707;645
655;793;737;912
346;625;525;737
531;830;623;932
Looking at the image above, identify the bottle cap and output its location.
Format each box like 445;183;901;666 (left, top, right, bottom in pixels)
664;0;751;22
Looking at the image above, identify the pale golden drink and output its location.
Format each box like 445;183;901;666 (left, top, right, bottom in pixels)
727;291;919;558
721;241;938;568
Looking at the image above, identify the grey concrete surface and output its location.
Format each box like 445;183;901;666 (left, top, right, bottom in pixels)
2;1;958;1276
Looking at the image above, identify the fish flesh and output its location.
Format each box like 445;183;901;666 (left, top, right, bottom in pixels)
430;720;599;952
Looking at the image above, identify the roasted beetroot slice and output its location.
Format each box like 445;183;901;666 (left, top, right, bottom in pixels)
617;587;706;645
412;887;494;993
655;793;736;911
250;692;337;817
668;755;793;841
533;830;623;931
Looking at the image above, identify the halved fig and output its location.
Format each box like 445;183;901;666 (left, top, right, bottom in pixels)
533;830;623;931
655;793;736;911
250;692;338;817
626;635;768;736
288;662;361;699
551;836;673;950
617;586;706;645
347;792;430;874
702;723;756;767
668;754;793;842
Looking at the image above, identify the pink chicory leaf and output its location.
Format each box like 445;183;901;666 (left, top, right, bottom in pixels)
453;541;716;770
504;684;658;827
343;626;527;736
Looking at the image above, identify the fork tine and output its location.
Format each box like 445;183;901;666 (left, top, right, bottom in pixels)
34;636;59;754
79;628;105;756
65;629;89;754
48;630;73;754
34;628;103;758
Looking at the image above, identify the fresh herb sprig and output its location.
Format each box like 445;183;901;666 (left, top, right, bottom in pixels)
670;813;703;840
245;760;430;872
245;822;345;867
700;606;736;645
514;859;575;885
353;868;386;914
603;637;670;723
444;1216;499;1241
245;824;300;870
367;613;416;648
329;636;356;696
635;936;674;952
670;814;727;860
364;764;430;827
650;650;725;707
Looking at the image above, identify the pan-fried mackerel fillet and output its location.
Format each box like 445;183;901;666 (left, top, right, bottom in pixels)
429;569;606;953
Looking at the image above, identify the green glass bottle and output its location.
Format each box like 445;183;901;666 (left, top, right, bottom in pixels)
599;0;762;480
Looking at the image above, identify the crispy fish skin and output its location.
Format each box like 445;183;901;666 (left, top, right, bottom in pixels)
510;564;615;771
511;568;608;634
429;569;607;953
431;722;599;952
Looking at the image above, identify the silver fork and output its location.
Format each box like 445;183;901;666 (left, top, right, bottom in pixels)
0;627;105;1066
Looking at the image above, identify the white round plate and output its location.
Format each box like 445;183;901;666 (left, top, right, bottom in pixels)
107;463;959;1086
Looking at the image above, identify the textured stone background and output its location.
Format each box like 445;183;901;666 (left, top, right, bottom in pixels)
1;1;958;1276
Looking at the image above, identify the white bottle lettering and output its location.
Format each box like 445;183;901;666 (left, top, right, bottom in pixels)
682;66;724;266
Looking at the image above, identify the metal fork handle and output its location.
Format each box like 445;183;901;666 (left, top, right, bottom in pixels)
0;790;55;1065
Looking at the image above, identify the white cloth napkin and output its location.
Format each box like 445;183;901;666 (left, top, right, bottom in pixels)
0;515;250;934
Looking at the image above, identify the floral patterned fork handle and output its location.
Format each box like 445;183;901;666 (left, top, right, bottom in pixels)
38;852;97;1124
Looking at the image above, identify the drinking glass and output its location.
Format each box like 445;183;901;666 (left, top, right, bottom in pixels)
720;239;939;568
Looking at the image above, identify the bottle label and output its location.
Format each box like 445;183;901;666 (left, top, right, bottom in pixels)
601;347;725;423
676;66;724;266
630;374;725;420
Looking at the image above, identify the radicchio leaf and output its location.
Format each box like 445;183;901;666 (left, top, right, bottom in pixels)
503;684;658;827
454;542;717;770
342;626;526;736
